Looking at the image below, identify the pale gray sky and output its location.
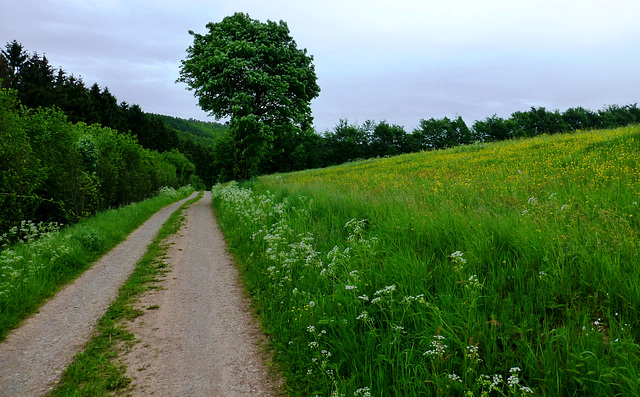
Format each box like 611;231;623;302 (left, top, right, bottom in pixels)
1;0;639;132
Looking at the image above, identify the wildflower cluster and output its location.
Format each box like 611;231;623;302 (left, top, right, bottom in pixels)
0;220;62;248
423;334;448;358
473;367;534;396
157;185;192;198
353;386;371;397
450;250;467;272
305;323;334;380
465;274;482;290
0;221;68;299
465;343;482;365
213;183;383;394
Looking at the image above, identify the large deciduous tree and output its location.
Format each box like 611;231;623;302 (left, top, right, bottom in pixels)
177;12;320;179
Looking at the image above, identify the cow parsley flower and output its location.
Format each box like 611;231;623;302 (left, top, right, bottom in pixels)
354;387;371;397
448;373;462;383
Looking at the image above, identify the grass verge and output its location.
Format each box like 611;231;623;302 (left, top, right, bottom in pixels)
46;191;203;396
0;186;194;340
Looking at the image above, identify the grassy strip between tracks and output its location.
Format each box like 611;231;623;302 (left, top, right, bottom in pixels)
47;191;203;396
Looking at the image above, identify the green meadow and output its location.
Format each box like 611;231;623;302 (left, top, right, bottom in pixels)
212;126;640;396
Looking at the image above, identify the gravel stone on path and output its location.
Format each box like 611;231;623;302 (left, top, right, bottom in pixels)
0;192;197;397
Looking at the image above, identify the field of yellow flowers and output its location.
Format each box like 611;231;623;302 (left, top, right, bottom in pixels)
212;126;639;396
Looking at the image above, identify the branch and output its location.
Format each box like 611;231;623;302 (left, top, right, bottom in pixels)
0;192;65;208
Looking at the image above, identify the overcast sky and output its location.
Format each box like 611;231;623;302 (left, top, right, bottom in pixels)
2;0;639;132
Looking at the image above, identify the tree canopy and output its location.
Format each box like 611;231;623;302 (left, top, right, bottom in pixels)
178;12;320;179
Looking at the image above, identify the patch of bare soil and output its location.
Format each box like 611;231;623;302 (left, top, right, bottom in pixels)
0;193;197;397
119;191;282;396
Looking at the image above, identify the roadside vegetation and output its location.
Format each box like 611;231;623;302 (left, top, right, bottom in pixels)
0;85;198;237
1;40;216;186
212;125;640;396
0;186;194;341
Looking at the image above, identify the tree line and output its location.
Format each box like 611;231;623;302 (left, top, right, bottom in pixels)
178;13;640;183
0;40;217;187
0;40;209;237
206;103;640;182
325;103;640;162
4;36;640;197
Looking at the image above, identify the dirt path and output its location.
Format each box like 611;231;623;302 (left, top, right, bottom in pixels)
119;191;280;396
0;193;197;396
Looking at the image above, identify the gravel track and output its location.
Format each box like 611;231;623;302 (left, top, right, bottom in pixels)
0;193;197;396
119;191;280;396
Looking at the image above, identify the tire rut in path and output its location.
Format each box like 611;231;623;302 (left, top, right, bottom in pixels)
120;191;280;396
0;192;198;397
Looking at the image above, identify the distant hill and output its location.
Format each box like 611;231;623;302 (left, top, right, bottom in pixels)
155;114;228;147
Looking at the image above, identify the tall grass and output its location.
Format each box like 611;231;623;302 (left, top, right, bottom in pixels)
212;126;639;396
0;185;194;340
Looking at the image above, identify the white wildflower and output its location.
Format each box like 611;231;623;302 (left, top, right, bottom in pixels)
374;285;396;296
448;373;462;383
423;335;447;356
356;311;369;321
450;251;467;263
507;375;520;387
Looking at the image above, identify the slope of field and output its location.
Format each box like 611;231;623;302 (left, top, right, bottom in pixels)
212;126;640;396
